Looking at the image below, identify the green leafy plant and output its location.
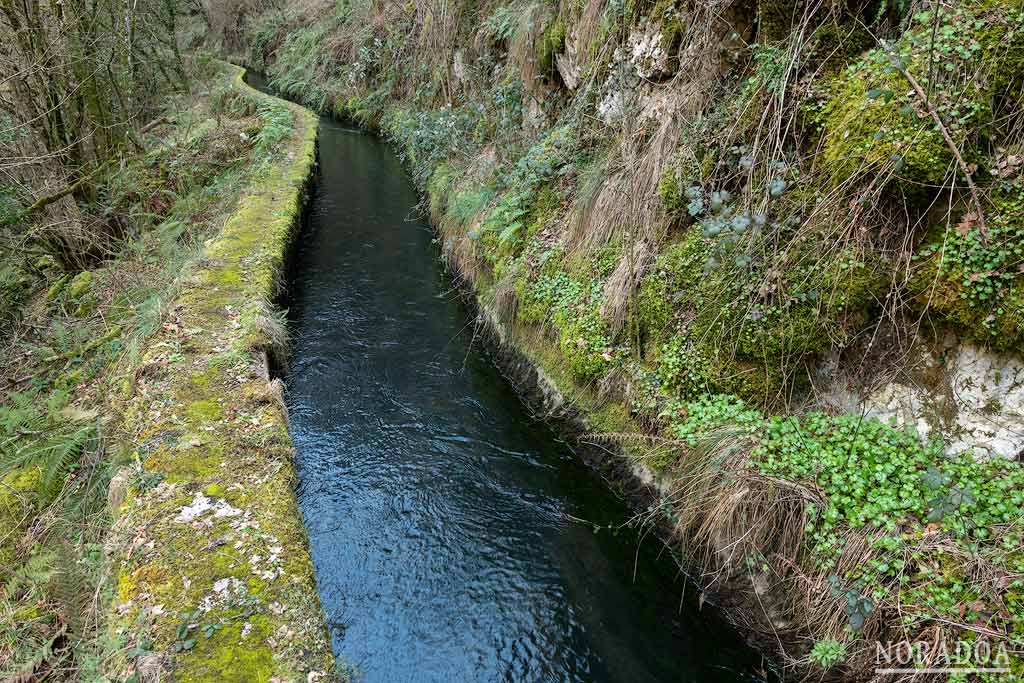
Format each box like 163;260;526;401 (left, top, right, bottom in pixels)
0;390;98;500
809;638;847;668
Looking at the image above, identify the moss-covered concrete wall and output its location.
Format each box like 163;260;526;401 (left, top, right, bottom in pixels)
104;64;334;683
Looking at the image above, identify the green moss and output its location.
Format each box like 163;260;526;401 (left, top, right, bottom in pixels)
556;307;612;382
637;271;671;342
203;483;225;497
177;618;275;683
190;366;221;390
187;399;224;423
585;400;633;433
974;2;1024;123
713;357;787;405
537;17;566;76
911;180;1024;349
75;297;97;317
656;166;683;218
68;270;94;299
525;185;561;238
46;274;70;301
635;228;884;405
426;163;457;220
651;0;686;53
819;3;1024;188
757;0;797;43
105;63;332;682
635;231;708;344
804;16;875;73
514;271;547;326
214;266;242;287
820;67;950;185
143;441;223;481
0;466;41;564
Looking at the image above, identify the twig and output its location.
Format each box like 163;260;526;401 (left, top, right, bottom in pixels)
139;115;171;134
900;66;988;243
42;324;124;364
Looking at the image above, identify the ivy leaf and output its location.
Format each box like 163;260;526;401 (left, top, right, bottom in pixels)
920;466;950;491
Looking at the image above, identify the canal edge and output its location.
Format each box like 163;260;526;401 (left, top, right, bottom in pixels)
103;62;336;682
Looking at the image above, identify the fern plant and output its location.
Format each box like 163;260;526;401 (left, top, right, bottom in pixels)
0;390;97;501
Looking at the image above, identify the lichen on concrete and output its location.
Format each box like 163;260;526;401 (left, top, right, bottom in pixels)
104;63;334;682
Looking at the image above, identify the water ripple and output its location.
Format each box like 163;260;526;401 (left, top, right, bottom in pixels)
282;116;764;683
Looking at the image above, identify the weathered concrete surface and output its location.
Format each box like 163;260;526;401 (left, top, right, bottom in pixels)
105;64;334;683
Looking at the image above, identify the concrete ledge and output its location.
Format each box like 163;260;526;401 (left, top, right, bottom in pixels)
105;63;334;683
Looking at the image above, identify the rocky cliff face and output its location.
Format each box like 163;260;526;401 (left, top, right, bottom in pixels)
821;339;1024;461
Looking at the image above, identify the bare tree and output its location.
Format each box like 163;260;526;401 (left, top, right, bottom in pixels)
0;0;187;267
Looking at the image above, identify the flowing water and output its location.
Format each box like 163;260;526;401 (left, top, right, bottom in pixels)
251;73;766;683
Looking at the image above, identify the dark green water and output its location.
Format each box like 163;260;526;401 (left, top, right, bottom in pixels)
255;74;766;682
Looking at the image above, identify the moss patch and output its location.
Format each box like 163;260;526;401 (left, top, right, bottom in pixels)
105;63;333;683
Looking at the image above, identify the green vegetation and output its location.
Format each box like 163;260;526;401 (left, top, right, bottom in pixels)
661;393;1024;674
809;638;848;669
0;0;1021;677
914;175;1024;347
226;0;1024;677
0;61;332;682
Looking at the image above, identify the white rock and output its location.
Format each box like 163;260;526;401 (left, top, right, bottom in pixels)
821;342;1024;460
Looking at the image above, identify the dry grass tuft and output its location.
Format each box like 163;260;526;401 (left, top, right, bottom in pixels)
601;240;652;333
494;277;519;320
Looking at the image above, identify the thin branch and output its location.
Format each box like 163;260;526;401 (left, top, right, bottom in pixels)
899;65;988;243
20;158;113;218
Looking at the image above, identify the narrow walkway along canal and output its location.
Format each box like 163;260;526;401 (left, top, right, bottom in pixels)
259;76;767;682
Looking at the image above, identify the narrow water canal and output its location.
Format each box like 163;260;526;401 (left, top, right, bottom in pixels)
252;74;766;682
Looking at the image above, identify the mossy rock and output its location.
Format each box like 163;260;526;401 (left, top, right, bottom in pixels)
910;181;1024;350
818;3;1024;190
636;226;886;403
635;230;710;343
46;274;71;302
819;65;951;187
68;270;94;299
74;295;98;317
757;0;798;43
714;356;789;405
